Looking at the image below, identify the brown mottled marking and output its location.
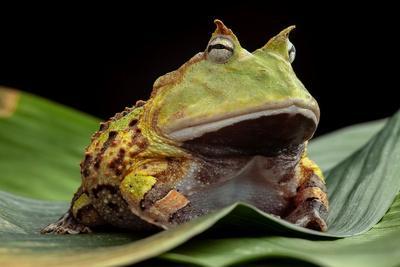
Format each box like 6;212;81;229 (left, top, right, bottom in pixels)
108;148;126;175
90;183;157;230
81;153;93;177
94;131;118;169
128;130;149;158
0;87;20;118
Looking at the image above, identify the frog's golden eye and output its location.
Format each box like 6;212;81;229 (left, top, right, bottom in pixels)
206;37;234;63
288;40;296;63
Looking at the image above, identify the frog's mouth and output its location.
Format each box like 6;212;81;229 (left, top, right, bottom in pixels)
167;105;318;156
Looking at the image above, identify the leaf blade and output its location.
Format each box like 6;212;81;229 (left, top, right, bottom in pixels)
0;88;99;200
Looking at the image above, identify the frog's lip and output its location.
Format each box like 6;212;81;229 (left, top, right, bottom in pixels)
167;104;318;142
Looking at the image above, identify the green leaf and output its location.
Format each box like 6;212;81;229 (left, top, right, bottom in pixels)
1;87;400;266
308;119;386;171
161;194;400;267
0;190;245;267
0;87;99;200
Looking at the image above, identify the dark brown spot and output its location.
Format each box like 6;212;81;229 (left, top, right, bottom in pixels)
99;122;110;132
94;131;118;169
93;155;102;169
81;154;93;177
129;119;138;127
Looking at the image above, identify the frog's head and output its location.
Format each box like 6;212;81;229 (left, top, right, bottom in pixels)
145;20;319;156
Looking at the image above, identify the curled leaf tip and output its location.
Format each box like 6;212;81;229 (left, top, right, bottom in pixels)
0;87;20;118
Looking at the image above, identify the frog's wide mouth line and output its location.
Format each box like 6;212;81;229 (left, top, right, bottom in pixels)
167;105;318;142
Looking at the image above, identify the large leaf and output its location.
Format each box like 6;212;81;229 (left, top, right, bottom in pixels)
0;87;98;200
1;87;400;266
308;119;386;171
161;193;400;267
0;190;246;267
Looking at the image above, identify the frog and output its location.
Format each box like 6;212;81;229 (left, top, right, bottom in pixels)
41;19;328;234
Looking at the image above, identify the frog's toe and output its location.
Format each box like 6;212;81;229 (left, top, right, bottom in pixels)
41;211;92;234
286;199;328;232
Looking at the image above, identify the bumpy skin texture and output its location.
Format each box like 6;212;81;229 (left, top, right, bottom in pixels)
41;20;329;234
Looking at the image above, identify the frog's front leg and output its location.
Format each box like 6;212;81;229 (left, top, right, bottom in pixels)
120;158;190;228
41;186;105;234
286;157;329;231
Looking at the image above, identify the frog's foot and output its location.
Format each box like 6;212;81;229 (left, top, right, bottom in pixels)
40;211;92;234
286;199;328;231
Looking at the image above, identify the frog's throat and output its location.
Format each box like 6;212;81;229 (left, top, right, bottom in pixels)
167;104;318;142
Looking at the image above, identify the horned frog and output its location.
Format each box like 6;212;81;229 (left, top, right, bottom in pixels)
42;20;328;234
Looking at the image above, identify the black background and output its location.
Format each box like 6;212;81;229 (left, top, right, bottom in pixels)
0;3;398;136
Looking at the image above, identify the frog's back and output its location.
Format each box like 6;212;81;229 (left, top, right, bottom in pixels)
78;103;154;230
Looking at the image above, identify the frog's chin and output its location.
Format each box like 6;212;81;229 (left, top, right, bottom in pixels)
167;105;318;156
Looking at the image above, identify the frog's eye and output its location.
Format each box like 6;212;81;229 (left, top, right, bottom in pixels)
287;40;296;63
206;37;234;64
